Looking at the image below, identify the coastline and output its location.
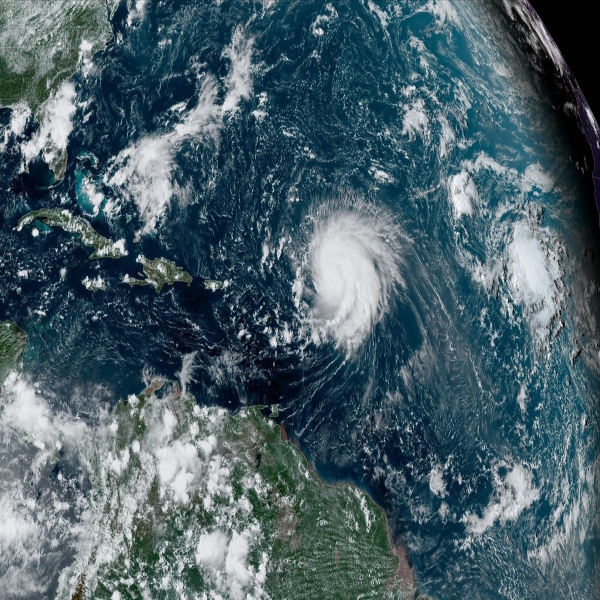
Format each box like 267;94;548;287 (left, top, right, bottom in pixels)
278;419;417;598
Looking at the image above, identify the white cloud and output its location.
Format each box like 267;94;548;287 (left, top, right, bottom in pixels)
0;374;269;599
401;99;429;141
106;448;130;477
429;464;447;498
107;134;175;235
426;0;460;26
508;222;563;334
11;103;30;137
127;0;149;26
22;81;77;175
1;373;88;458
0;375;90;597
156;441;202;505
225;531;251;599
521;163;554;194
222;28;255;114
108;28;256;234
438;115;455;159
463;462;539;534
448;171;479;217
196;530;229;568
177;352;197;395
107;76;220;234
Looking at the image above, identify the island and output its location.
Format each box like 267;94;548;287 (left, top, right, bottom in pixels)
124;255;193;293
16;208;128;259
0;320;26;383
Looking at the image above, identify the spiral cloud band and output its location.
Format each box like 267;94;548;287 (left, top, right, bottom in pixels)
302;201;403;352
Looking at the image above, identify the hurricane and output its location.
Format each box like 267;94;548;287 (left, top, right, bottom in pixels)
295;198;403;352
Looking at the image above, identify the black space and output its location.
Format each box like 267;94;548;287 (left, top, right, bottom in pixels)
528;2;600;120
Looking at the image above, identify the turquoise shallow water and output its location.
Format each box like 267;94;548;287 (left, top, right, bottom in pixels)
0;1;599;597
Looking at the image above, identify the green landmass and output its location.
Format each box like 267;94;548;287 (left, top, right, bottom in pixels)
1;325;410;598
0;0;119;110
16;208;127;259
125;255;193;293
0;320;27;383
57;380;408;599
238;409;408;600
